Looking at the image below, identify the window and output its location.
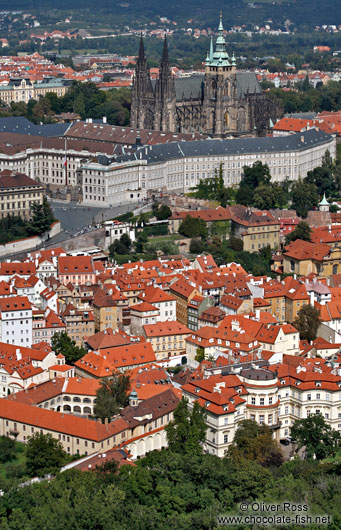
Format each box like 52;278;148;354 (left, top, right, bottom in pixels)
316;393;320;400
251;397;256;405
307;394;311;401
260;398;265;406
223;434;228;444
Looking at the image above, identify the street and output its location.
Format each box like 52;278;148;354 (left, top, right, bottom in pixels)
49;200;140;237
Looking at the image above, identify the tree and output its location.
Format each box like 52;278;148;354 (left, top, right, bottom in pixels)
109;233;132;258
236;162;272;207
155;204;172;220
94;370;130;422
290;179;319;218
135;230;148;253
253;184;276;210
241;161;271;189
26;432;66;477
179;215;207;239
291;414;340;461
28;197;55;236
0;436;16;463
285;221;312;244
192;164;232;206
73;92;85;118
228;419;283;468
293;304;320;341
228;236;243;251
190;238;204;254
305;166;334;197
235;184;254;206
51;331;87;365
165;398;206;455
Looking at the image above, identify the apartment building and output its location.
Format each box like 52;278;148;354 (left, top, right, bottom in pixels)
0;296;32;346
0;170;44;220
143;321;190;362
138;286;177;322
58;256;96;286
169;279;201;326
61;304;95;347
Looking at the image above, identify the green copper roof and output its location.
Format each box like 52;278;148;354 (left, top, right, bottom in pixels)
205;13;232;67
319;193;329;206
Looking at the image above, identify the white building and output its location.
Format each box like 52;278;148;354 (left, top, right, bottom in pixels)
182;359;341;457
0;296;33;346
138;286;177;322
78;129;336;206
104;220;136;249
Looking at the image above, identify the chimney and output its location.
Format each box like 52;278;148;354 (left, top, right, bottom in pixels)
16;349;22;361
301;136;304;143
103;116;107;124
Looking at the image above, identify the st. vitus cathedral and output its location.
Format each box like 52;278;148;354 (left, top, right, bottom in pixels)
130;14;283;137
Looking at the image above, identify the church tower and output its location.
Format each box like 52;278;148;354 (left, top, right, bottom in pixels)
130;35;155;129
154;36;176;132
203;13;238;136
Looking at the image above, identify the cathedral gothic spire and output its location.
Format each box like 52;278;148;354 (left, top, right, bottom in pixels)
138;33;146;62
160;35;169;68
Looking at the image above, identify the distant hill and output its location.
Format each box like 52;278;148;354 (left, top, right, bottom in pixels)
0;0;339;29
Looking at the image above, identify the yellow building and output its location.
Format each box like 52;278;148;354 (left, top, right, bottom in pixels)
61;304;95;346
0;78;68;105
169;278;201;326
0;170;44;220
283;239;341;277
284;286;310;323
230;206;280;252
263;284;287;323
143;321;190;361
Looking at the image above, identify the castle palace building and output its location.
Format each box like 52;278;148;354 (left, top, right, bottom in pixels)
130;14;282;137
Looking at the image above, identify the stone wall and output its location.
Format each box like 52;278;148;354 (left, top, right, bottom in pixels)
0;222;61;259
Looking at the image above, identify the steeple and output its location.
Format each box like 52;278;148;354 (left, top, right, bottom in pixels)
206;12;231;67
160;35;169;69
218;10;224;33
138;33;145;62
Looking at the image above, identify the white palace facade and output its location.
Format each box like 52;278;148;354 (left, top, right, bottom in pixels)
78;129;336;207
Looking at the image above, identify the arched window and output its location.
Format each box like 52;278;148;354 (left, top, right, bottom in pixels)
224;111;229;127
333;264;338;275
224;81;229;96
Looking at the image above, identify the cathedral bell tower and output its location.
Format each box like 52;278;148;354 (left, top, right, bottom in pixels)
154;36;176;132
130;35;155;130
203;13;237;136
